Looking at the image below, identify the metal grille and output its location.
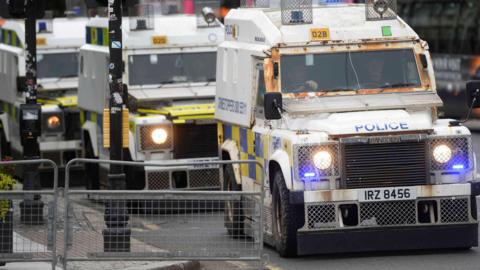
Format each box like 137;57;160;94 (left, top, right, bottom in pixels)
0;196;57;261
189;169;220;188
307;204;336;229
294;143;340;182
139;125;173;152
342;138;428;188
440;198;470;223
173;123;217;159
281;0;313;25
64;192;263;267
366;0;397;21
240;0;270;8
147;172;170;190
128;3;154;31
360;201;416;226
430;136;472;171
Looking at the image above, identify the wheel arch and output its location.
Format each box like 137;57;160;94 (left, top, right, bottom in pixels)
220;139;242;186
269;149;293;191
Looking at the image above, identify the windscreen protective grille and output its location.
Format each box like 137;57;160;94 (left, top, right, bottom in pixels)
173;123;218;159
366;0;397;21
341;136;428;189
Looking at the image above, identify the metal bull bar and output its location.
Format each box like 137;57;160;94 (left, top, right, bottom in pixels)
62;158;265;270
0;159;58;270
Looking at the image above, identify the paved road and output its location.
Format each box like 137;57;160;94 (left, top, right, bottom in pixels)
262;131;480;270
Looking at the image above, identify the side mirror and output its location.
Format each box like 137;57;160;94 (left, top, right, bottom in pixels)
466;81;480;108
419;54;428;69
264;92;282;120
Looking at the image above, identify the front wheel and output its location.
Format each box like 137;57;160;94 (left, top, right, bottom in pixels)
272;170;304;257
223;164;244;238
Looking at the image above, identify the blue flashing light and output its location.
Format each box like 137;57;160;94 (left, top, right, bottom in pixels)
38;22;47;32
452;164;465;170
304;172;316;178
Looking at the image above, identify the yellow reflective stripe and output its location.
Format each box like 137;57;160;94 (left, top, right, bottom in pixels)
255;156;263;184
240;151;249;177
55;96;78;107
177;114;214;120
247;129;254;155
162;103;215;117
80;110;85;125
173;119;186;124
137;108;169;115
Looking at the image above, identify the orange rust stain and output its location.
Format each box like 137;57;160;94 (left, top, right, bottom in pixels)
0;19;5;26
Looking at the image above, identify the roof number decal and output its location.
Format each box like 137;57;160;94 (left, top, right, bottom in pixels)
310;28;330;41
152;35;167;45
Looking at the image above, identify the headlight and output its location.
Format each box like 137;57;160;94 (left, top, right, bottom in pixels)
47;115;61;129
433;144;452;164
151;128;168;144
313;151;333;170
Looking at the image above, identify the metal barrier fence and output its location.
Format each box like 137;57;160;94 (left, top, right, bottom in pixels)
0;159;58;270
61;158;265;270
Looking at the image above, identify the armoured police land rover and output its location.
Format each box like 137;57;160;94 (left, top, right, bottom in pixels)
216;0;480;256
0;17;86;184
79;1;224;190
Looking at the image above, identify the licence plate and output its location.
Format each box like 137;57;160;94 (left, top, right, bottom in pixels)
358;187;417;202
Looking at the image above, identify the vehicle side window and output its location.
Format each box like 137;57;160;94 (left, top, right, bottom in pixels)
255;62;266;118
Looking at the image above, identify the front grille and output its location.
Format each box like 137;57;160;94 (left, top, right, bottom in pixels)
440;198;469;223
173;124;217;159
360;201;416;226
307;204;336;229
304;197;472;231
147;171;170;190
189;169;220;188
342;138;428;188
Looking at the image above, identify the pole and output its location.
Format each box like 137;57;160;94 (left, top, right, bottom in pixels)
19;0;44;226
103;0;130;252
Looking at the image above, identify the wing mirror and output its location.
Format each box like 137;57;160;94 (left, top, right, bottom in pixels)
466;81;480;108
264;92;283;120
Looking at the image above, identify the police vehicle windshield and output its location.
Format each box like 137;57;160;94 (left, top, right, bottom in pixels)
128;52;216;86
37;52;79;79
281;49;421;93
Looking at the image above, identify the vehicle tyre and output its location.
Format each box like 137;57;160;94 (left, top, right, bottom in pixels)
223;164;244;238
84;135;99;190
272;170;303;257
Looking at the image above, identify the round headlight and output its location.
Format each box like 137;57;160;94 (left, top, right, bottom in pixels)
313;151;333;170
47;115;61;129
151;128;168;144
433;144;452;164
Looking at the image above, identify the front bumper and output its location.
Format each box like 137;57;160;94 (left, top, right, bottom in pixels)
297;223;478;255
293;182;480;255
144;157;221;190
39;140;82;168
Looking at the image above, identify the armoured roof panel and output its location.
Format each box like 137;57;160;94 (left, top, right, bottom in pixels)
224;4;418;46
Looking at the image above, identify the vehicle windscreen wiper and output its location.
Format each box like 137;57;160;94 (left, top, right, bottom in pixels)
205;78;215;86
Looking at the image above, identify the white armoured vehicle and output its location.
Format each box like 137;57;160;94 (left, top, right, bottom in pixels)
216;1;480;256
79;4;224;190
0;17;86;184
